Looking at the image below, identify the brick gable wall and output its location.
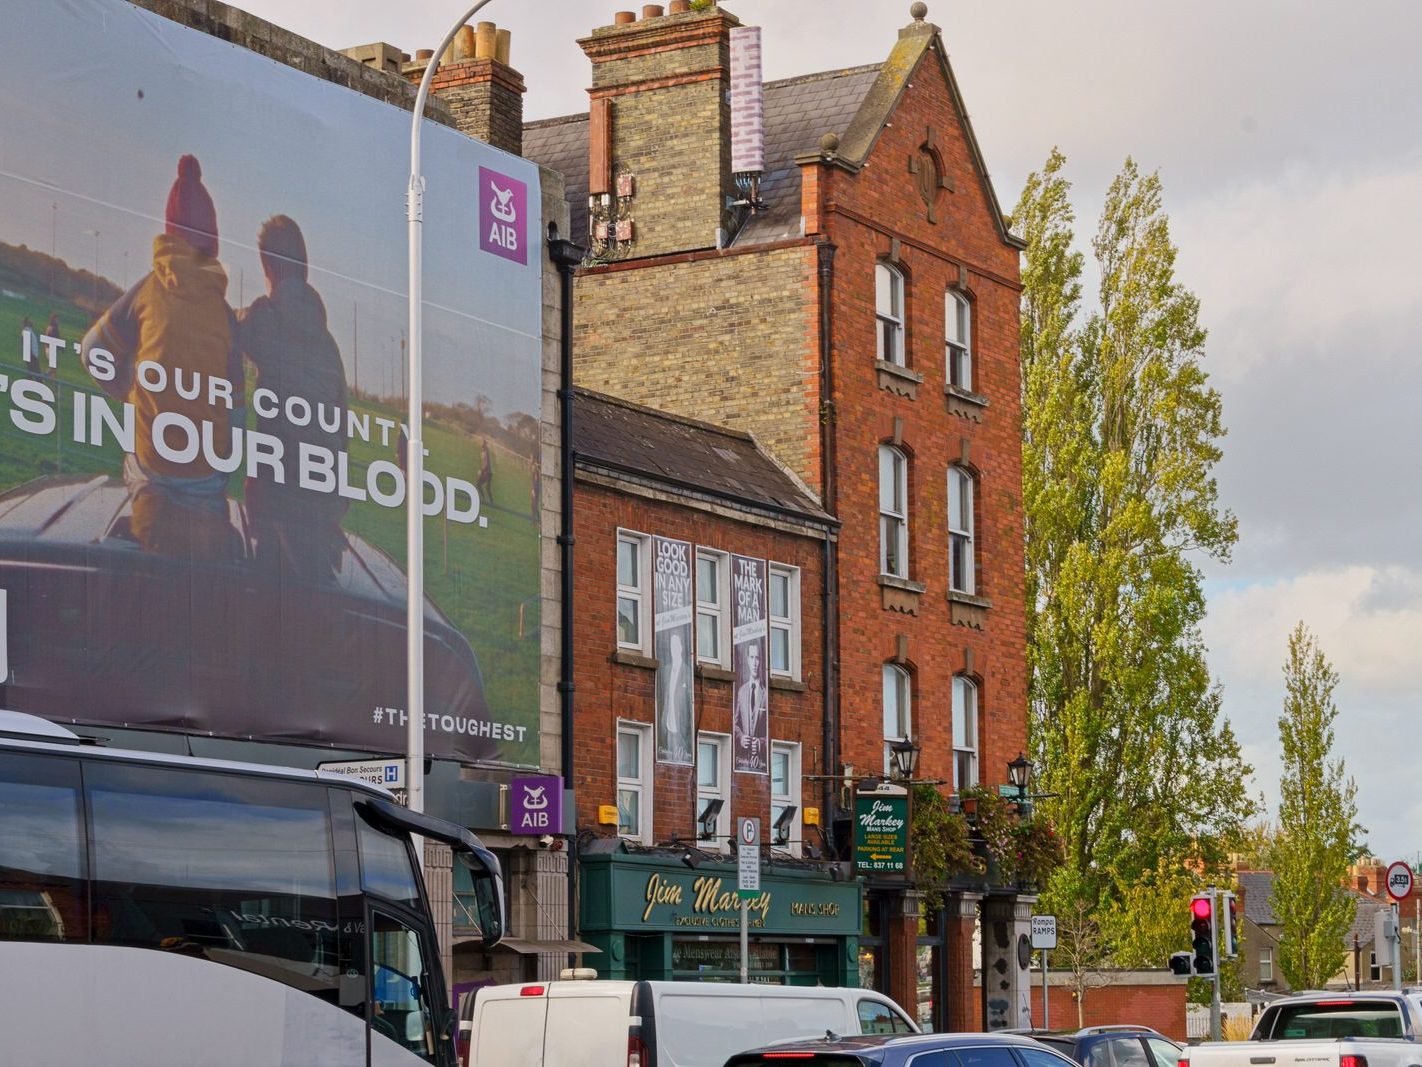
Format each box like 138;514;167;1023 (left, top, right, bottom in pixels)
818;41;1026;789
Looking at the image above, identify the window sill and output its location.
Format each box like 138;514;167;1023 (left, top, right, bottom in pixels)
696;663;733;683
611;649;659;670
876;359;922;399
770;676;807;692
947;588;991;629
945;383;988;422
878;573;926;615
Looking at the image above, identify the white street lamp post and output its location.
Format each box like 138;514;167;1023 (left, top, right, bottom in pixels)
407;0;497;826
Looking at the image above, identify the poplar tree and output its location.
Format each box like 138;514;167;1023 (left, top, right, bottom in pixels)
1016;152;1253;919
1271;623;1362;990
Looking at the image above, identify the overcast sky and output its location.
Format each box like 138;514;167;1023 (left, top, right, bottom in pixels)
235;0;1422;862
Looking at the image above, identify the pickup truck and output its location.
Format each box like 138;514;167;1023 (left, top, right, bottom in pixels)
1183;991;1422;1067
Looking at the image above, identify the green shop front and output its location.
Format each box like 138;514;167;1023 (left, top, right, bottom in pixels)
579;852;861;985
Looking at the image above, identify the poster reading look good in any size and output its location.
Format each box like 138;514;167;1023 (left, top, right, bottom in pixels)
0;0;543;764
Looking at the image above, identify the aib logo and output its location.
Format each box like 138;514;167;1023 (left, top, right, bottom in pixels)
479;166;527;265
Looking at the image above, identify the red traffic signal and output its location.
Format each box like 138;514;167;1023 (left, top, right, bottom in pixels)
1191;896;1213;920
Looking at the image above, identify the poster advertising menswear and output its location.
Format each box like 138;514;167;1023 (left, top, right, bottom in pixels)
732;555;769;774
0;0;543;765
653;537;693;765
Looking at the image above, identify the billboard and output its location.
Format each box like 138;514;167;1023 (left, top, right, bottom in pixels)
0;0;544;765
731;555;768;774
653;537;693;766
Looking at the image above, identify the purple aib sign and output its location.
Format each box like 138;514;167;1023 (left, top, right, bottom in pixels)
510;774;562;835
478;166;528;265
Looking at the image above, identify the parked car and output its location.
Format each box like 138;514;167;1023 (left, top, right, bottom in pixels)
723;1029;1081;1067
1032;1026;1182;1067
459;975;918;1067
1182;991;1422;1067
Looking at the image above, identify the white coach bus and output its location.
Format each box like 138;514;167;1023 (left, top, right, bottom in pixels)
0;711;504;1066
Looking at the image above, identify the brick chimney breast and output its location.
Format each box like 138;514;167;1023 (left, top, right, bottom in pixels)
579;6;743;258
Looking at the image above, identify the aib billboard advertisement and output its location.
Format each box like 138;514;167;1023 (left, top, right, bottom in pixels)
0;0;544;764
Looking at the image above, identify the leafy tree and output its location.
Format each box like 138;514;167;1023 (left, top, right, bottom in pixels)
1047;868;1110;1028
1017;151;1254;921
1271;623;1364;990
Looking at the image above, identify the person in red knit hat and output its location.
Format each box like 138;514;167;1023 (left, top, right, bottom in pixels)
82;153;243;558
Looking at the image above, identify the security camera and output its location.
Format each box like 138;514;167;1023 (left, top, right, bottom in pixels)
538;834;556;848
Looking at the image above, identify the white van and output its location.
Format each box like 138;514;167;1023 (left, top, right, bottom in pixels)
459;976;919;1067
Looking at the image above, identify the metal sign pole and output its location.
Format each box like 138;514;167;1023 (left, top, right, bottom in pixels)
1209;886;1221;1042
1042;949;1049;1029
1394;902;1403;991
740;898;749;984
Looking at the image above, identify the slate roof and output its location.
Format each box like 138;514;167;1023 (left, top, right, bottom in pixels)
1239;870;1279;926
572;389;833;526
1238;869;1391;948
524;65;881;248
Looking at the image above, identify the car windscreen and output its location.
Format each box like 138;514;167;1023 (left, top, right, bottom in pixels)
1262;1000;1405;1039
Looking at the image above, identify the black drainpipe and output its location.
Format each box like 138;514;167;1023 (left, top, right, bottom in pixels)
816;241;840;859
548;231;584;966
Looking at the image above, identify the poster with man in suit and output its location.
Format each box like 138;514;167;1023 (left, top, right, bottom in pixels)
732;554;769;774
654;537;694;765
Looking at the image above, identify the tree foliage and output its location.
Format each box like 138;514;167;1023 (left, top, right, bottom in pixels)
1016;150;1254;926
1271;623;1363;990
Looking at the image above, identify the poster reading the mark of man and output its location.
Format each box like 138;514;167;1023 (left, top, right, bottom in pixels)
0;0;543;764
653;537;694;766
732;555;768;775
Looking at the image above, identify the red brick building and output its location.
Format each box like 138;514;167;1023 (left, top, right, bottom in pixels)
570;389;863;986
523;1;1034;1028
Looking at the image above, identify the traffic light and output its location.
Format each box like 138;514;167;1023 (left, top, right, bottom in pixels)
1191;893;1216;977
1168;951;1193;977
1222;891;1239;958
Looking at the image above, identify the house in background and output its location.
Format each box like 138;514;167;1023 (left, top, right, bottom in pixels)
1237;869;1396;992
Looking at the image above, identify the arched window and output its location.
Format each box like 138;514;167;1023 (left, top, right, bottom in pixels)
878;445;909;577
947;466;975;594
883;664;912;775
946;290;971;389
952;676;978;790
876;262;905;366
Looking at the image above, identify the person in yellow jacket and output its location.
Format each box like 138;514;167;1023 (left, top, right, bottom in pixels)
83;154;243;559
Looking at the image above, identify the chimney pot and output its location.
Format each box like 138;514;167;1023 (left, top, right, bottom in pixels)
495;28;512;66
614;11;636;24
668;0;690;10
475;21;497;59
642;4;665;17
453;24;476;60
415;48;433;61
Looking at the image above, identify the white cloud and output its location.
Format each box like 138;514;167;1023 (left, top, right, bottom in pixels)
1205;567;1422;859
1174;157;1422;381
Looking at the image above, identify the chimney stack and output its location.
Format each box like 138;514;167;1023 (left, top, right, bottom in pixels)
405;21;526;156
579;4;744;257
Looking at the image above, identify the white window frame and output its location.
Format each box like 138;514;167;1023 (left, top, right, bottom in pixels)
616;720;653;845
770;741;802;857
946;289;971;390
767;563;801;681
696;731;731;851
695;547;731;668
1259;947;1273;983
952;676;978;790
882;664;911;776
876;262;905;367
948;466;976;595
616;529;651;654
879;445;909;578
